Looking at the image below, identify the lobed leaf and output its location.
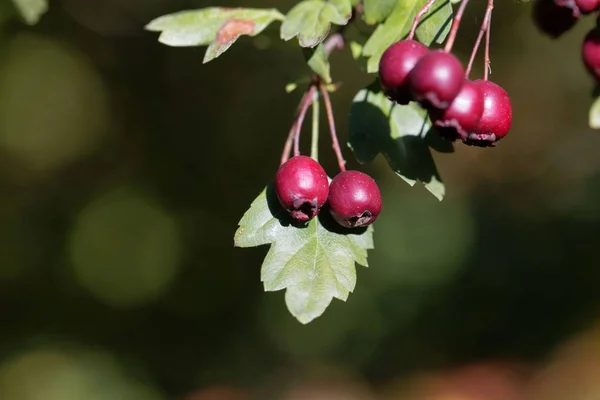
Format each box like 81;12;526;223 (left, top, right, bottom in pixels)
304;44;332;83
348;82;446;200
12;0;48;25
280;0;352;48
145;7;284;63
361;0;453;73
234;184;373;324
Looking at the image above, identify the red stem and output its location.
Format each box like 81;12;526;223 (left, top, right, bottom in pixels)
281;89;312;164
292;86;316;158
465;0;494;78
484;0;493;80
319;85;346;172
443;0;471;53
408;0;438;40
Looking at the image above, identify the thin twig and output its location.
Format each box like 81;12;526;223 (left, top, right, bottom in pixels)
484;0;494;80
319;84;346;172
293;86;316;157
408;0;438;40
465;0;494;78
443;0;471;53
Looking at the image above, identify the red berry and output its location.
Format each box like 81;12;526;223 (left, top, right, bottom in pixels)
532;0;580;38
464;80;512;147
327;171;382;229
407;50;465;110
379;40;430;105
583;28;600;80
274;155;329;222
430;79;484;141
575;0;600;13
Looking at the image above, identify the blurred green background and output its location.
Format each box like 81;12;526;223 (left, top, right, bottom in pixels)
2;0;600;399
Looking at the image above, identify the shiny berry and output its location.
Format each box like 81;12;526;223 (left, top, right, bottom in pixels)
274;155;329;221
328;171;382;228
464;80;512;147
430;79;484;141
407;50;465;109
379;40;430;105
575;0;600;13
532;0;579;38
582;28;600;80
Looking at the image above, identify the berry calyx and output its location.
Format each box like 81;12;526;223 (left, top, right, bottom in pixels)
429;79;484;142
407;50;465;110
582;28;600;80
379;40;430;105
464;80;512;147
532;0;580;38
327;171;382;229
575;0;600;13
274;155;329;222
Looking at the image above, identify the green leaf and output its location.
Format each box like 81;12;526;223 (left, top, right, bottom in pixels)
363;0;398;25
348;82;446;200
234;184;374;324
361;0;453;73
590;96;600;129
303;44;332;83
280;0;352;48
145;7;285;63
12;0;47;25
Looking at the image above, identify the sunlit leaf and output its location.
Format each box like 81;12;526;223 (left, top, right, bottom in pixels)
590;96;600;129
280;0;352;48
234;184;373;324
348;82;446;200
145;7;284;63
363;0;397;25
304;44;332;83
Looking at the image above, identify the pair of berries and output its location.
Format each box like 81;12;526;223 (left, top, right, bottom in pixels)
534;1;600;81
378;40;512;147
534;0;600;39
274;156;382;228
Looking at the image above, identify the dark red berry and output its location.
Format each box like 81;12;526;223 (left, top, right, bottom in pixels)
407;50;465;110
430;79;484;141
532;0;580;38
583;28;600;80
327;171;382;228
379;40;430;105
274;155;329;221
464;80;512;147
575;0;600;13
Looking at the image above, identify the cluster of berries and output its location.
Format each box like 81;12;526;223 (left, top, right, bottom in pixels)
274;156;382;228
533;0;600;81
378;39;512;147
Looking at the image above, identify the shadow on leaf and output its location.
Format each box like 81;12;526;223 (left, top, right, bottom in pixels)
265;181;309;229
318;203;368;236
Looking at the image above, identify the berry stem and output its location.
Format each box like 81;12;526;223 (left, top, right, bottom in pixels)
465;0;493;78
310;92;320;161
443;0;471;53
319;84;346;172
484;0;493;80
292;85;316;158
408;0;438;40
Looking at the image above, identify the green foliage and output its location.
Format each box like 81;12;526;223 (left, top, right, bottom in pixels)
234;184;373;324
304;44;332;83
145;8;284;63
280;0;352;47
349;82;446;200
11;0;47;25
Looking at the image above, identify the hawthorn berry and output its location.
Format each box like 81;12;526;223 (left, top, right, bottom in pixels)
430;79;484;141
575;0;600;13
407;50;465;110
274;155;329;222
379;40;430;105
327;170;382;229
582;28;600;80
464;80;512;147
532;0;580;38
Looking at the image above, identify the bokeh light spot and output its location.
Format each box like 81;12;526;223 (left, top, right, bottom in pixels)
68;186;181;308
